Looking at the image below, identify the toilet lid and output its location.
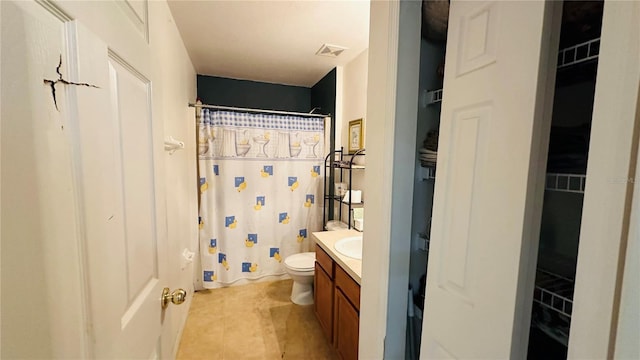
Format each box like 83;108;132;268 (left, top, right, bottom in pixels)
284;252;316;270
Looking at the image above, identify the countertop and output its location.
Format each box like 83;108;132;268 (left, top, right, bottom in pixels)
312;229;362;284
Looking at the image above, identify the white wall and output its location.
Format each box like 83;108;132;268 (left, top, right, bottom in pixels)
340;49;369;151
359;3;395;354
336;49;368;224
335;66;344;154
147;2;198;356
359;1;421;358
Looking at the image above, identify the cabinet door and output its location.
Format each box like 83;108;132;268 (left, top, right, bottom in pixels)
421;1;561;359
334;288;359;360
314;263;333;342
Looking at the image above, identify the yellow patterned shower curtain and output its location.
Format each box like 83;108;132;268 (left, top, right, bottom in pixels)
197;108;324;288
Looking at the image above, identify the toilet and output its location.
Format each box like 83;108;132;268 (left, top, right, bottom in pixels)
283;252;316;305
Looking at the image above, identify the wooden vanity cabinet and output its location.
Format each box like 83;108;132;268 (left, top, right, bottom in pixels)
314;244;361;360
314;245;335;342
333;265;360;360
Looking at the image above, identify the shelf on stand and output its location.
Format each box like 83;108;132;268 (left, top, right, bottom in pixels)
334;163;364;170
324;220;350;231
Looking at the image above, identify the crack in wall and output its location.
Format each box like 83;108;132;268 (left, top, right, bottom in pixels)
43;55;100;111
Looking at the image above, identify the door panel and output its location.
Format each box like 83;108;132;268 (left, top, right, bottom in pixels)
70;19;166;359
115;0;149;41
314;262;334;342
421;1;559;358
108;54;157;303
334;289;359;360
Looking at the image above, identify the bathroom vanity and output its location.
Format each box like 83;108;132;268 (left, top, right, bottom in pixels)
312;230;362;360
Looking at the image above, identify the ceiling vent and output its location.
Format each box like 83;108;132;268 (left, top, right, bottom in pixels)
316;44;347;57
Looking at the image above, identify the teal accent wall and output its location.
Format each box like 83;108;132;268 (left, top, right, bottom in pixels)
197;75;311;113
310;69;336;119
310;69;337;219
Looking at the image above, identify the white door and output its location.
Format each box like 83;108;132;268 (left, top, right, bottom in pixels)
1;1;171;358
569;1;640;357
72;22;171;359
420;1;560;358
609;3;640;358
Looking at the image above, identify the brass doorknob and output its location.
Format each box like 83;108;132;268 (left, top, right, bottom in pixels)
161;287;186;309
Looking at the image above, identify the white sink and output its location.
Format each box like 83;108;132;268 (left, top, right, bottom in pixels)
334;236;363;260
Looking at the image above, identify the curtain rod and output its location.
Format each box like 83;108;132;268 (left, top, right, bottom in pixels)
189;103;330;118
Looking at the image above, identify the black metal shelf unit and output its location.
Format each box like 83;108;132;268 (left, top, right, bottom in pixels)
323;147;365;230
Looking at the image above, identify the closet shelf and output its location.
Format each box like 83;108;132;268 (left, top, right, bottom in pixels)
557;37;600;69
533;269;574;318
534;322;569;347
417;231;430;252
545;173;586;193
419;166;436;181
425;89;443;105
420;39;599;109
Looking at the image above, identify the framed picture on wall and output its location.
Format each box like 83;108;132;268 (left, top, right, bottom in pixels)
348;119;363;154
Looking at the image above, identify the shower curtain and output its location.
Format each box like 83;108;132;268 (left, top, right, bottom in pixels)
197;108;325;288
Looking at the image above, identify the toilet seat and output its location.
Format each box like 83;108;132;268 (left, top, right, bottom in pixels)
284;252;315;271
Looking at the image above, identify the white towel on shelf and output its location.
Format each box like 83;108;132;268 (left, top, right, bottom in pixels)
343;190;362;204
352;208;364;220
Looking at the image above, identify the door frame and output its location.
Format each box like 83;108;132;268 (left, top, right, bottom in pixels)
569;1;640;358
1;1;90;357
359;0;422;358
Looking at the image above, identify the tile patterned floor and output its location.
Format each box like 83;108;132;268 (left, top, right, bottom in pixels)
176;279;336;360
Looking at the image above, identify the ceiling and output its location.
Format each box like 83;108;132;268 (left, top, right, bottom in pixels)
167;0;370;88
